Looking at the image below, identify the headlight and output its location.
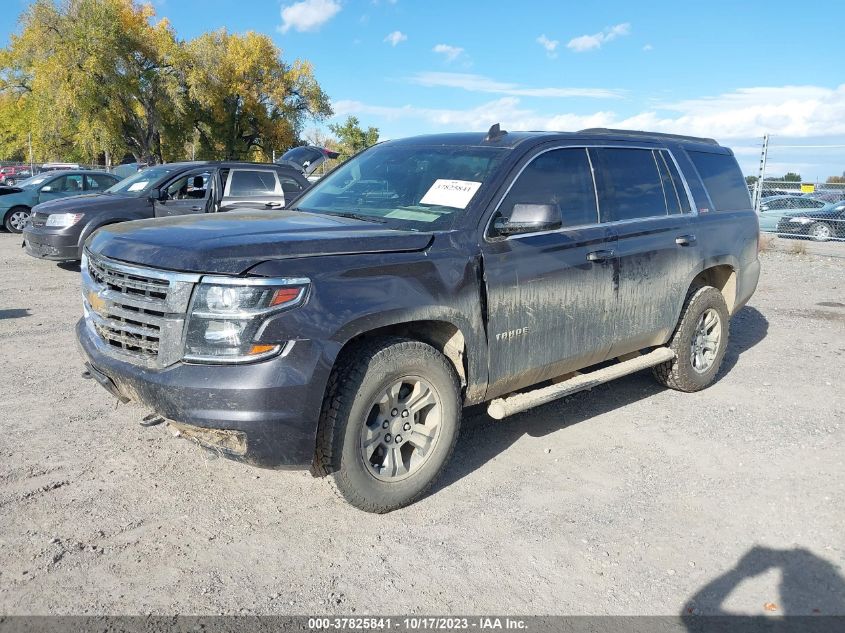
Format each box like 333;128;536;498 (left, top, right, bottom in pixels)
46;212;84;227
788;217;813;224
183;277;309;363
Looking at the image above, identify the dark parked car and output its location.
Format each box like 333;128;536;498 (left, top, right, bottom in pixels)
775;201;845;241
1;170;118;233
757;194;827;232
76;127;760;512
23;161;309;261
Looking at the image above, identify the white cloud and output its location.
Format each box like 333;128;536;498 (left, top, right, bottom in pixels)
384;30;407;46
432;44;464;63
332;84;845;140
536;34;559;58
567;22;631;52
643;43;653;51
278;0;341;34
410;72;624;99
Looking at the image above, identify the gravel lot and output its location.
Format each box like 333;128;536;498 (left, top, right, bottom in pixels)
0;233;843;616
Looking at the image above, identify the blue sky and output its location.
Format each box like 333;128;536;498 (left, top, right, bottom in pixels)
3;0;845;178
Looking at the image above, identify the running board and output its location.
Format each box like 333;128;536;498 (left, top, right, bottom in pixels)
487;347;676;420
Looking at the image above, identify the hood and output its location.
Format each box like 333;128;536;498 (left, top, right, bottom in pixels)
87;209;434;274
33;193;121;213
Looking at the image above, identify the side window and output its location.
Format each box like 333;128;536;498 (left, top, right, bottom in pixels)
279;176;304;200
165;171;211;200
687;151;751;212
85;174;116;191
227;170;278;197
658;150;691;213
499;148;598;229
590;148;667;222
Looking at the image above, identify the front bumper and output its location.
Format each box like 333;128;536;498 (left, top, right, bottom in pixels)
23;226;80;261
76;317;331;469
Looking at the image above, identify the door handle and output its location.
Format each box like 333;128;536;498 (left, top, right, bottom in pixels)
675;234;697;246
264;202;283;208
190;205;203;212
586;249;615;262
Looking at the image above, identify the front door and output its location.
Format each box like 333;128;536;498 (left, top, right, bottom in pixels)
154;169;213;217
38;174;85;203
481;147;619;399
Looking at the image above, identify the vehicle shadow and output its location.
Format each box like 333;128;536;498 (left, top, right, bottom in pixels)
434;305;770;494
681;546;845;617
57;261;81;273
0;308;30;320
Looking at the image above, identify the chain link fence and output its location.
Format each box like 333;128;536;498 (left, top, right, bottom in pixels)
751;139;845;243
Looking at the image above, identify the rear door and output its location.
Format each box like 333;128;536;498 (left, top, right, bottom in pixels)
589;147;697;356
154;168;213;217
481;147;619;398
220;168;286;211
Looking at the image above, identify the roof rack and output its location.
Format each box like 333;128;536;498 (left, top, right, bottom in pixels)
577;128;719;146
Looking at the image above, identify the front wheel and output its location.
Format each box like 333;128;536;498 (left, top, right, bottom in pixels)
808;222;833;242
4;206;30;233
653;286;730;392
315;337;461;513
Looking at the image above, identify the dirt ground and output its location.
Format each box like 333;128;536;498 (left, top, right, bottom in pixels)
0;233;843;617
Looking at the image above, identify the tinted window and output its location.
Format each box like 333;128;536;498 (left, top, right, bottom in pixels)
46;175;84;192
228;170;278;196
658;150;691;213
85;174;117;190
591;148;667;222
500;148;598;228
279;176;303;199
688;151;751;212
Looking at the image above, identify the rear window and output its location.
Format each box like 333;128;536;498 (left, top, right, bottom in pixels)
688;151;751;212
228;170;278;196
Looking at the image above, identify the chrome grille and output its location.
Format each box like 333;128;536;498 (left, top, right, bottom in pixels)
81;251;200;368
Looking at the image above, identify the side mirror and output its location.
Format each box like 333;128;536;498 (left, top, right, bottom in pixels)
40;185;54;193
149;188;166;202
493;203;561;236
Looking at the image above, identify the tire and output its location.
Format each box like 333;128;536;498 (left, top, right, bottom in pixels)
314;337;461;513
652;286;730;392
6;178;15;186
4;206;31;233
808;222;833;242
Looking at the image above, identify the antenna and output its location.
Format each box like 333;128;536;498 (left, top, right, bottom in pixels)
485;123;507;142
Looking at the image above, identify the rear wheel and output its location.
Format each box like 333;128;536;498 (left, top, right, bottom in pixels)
315;337;461;513
808;222;833;242
4;206;31;233
653;286;730;392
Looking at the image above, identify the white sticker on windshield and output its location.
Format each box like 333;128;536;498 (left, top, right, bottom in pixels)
420;179;482;209
127;181;148;192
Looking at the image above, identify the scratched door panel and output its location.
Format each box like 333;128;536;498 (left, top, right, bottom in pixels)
609;215;695;356
482;225;618;399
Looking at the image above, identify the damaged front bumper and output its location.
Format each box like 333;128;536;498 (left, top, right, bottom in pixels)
75;318;329;469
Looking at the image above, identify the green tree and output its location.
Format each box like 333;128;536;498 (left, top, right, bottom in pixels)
745;175;758;185
0;0;184;164
180;29;332;161
782;172;802;182
328;116;379;161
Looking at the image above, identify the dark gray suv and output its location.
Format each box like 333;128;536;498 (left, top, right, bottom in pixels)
76;126;760;512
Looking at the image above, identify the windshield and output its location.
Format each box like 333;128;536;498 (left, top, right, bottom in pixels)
104;166;179;195
14;175;50;189
292;144;507;229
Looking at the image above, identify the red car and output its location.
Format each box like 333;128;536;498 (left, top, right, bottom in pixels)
0;165;32;186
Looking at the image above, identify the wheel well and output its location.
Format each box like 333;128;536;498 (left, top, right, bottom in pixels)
691;265;737;313
4;205;30;218
339;321;468;390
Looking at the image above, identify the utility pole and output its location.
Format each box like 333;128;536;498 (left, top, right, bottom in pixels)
753;134;769;213
28;132;34;174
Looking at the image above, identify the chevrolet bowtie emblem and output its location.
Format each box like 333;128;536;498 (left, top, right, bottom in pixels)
87;290;107;317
